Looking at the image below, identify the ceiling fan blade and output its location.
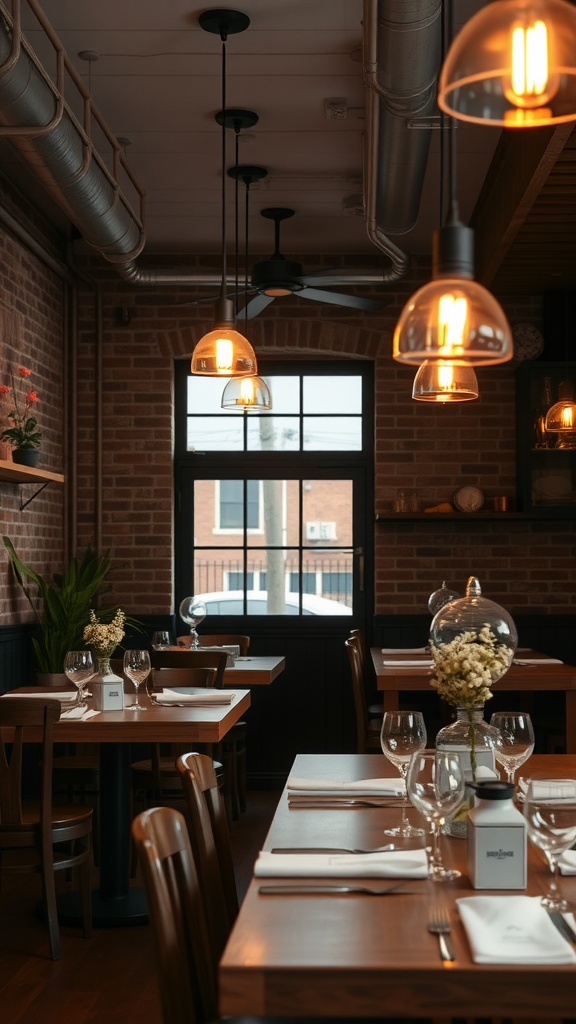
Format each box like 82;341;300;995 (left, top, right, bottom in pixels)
300;269;386;287
298;288;385;311
237;293;276;319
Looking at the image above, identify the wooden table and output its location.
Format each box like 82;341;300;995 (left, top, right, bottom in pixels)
371;648;576;753
223;655;285;686
4;687;250;925
220;752;576;1020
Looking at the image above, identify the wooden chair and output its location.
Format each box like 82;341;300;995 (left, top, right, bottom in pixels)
152;648;246;819
349;627;383;717
345;637;382;753
132;806;217;1024
0;697;93;960
176;752;238;962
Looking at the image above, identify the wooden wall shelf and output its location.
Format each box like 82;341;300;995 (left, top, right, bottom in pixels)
375;511;558;522
0;459;64;485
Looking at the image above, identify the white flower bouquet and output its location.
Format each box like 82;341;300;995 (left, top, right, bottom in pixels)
430;624;514;709
83;608;126;659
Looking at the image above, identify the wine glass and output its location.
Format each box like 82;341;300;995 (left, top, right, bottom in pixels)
380;710;427;838
63;650;96;708
490;711;535;784
151;630;173;651
406;749;466;881
179;596;207;649
123;649;151;711
523;778;576;911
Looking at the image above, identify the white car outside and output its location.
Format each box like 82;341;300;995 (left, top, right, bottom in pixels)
195;590;352;615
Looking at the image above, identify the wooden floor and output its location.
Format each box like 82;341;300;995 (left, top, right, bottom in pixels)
0;790;278;1024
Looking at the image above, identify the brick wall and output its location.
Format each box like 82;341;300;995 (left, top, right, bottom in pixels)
2;190;574;625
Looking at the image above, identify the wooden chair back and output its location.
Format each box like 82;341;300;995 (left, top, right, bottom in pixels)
132;807;217;1024
0;697;92;959
148;666;217;693
345;636;381;754
177;752;238;959
178;634;250;656
150;649;228;686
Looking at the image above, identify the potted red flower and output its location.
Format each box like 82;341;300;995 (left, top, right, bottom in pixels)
0;366;41;466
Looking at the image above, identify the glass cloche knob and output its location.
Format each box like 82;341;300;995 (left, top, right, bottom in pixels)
428;580;460;616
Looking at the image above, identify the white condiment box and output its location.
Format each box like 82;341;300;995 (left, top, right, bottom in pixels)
92;679;124;711
467;780;527;889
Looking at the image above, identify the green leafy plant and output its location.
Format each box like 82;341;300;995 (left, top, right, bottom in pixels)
3;537;139;673
0;366;41;449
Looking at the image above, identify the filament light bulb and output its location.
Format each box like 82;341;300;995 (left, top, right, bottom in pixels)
438;294;468;355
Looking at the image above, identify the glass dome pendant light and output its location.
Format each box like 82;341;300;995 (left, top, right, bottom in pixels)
191;9;257;377
394;91;513;367
438;0;576;129
222;160;272;412
412;359;479;402
545;379;576;447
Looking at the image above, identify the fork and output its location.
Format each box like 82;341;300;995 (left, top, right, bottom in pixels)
428;901;455;962
270;844;396;855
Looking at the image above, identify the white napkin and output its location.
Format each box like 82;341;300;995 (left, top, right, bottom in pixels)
1;691;77;702
513;658;563;666
60;707;100;721
287;775;405;798
382;647;428;654
382;659;433;668
559;850;576;875
457;895;576;964
155;687;233;706
254;849;428;879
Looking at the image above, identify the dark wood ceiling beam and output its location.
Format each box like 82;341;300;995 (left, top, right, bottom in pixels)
470;122;575;287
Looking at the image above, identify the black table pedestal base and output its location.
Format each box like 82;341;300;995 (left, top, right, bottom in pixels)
54;887;149;927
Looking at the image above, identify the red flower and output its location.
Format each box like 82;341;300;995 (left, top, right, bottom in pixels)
0;385;9;395
27;390;38;403
19;367;31;377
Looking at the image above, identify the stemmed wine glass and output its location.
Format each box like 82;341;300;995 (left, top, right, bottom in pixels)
179;596;206;649
123;649;151;711
406;749;466;881
523;778;576;911
380;710;427;838
151;630;173;651
490;711;535;784
63;650;96;709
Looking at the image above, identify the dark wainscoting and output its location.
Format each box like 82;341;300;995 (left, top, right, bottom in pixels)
0;623;36;693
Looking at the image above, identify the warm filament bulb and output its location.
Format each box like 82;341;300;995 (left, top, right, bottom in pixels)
561;405;574;428
239;378;256;405
215;338;234;371
437;294;467;353
510;20;554;105
437;364;455;390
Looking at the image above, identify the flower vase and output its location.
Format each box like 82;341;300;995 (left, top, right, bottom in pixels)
436;706;500;837
12;448;40;467
92;656;125;711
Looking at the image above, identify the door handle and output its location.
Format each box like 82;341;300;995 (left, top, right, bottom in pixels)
354;546;364;592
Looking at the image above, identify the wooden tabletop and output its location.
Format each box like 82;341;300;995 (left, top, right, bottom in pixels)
223;655;285;686
1;688;251;744
371;648;576;753
219;752;576;1021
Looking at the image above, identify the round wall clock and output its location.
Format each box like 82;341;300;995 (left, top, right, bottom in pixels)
512;323;544;362
453;485;484;512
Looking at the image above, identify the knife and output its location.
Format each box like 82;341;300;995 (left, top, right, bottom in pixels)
288;798;404;808
549;911;576;944
270;845;396;855
258;883;422;896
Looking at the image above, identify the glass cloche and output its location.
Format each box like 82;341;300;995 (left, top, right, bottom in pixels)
428;580;460;616
430;575;518;682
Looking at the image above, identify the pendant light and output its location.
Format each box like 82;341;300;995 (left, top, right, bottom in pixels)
438;0;576;128
412;360;479;402
191;9;257;377
222;162;272;411
545;380;576;447
394;24;513;369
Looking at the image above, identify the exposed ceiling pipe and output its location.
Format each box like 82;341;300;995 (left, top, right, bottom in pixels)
363;0;442;277
0;0;441;289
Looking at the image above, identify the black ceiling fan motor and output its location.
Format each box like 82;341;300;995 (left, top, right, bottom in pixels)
251;208;304;295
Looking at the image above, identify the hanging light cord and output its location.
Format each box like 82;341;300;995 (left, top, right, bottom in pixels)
219;26;229;307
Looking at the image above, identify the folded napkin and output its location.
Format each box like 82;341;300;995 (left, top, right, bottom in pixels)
287;776;405;798
382;646;429;654
155;687;233;706
559;850;576;875
513;658;563;666
382;659;433;668
1;690;77;702
457;895;576;964
254;849;428;879
60;707;100;721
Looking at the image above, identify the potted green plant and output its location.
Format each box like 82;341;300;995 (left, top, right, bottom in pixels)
0;366;42;467
3;536;136;677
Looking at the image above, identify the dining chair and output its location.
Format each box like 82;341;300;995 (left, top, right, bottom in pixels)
176;752;238;961
152;648;246;819
132;806;218;1024
345;636;382;754
349;628;383;718
0;697;93;960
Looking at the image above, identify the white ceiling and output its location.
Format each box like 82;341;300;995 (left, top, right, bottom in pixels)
11;0;500;266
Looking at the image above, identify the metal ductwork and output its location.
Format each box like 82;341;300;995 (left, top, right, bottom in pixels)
0;0;441;288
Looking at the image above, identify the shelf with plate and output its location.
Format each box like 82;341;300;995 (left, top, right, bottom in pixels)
375;512;531;522
0;459;65;509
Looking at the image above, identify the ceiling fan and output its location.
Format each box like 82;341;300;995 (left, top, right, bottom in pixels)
238;208;385;319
